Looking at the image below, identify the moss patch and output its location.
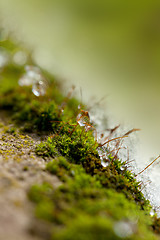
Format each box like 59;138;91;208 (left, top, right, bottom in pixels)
28;158;156;240
0;29;160;239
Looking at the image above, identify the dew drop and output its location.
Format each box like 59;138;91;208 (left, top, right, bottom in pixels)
77;111;90;129
101;160;109;168
32;80;47;97
77;113;86;127
100;154;109;167
18;66;48;97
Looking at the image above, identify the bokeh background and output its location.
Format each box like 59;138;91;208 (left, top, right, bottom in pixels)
1;0;160;164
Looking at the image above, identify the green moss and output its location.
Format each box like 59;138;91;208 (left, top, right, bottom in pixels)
28;157;155;239
28;169;156;240
1;30;160;239
5;127;17;136
36;137;57;157
28;182;53;204
23;166;29;171
35;200;55;222
35;125;148;211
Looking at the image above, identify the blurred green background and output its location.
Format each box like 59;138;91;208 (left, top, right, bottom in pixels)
1;0;160;163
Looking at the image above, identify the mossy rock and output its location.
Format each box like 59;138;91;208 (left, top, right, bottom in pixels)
0;29;160;240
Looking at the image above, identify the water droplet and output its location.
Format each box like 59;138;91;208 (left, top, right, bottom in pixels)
100;153;109;167
101;160;109;168
32;80;47;97
77;111;90;130
120;166;125;171
13;51;27;66
18;65;48;96
77;113;86;127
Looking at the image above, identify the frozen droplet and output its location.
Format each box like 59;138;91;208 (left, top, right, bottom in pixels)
0;48;9;69
114;221;134;238
13;51;27;66
32;80;47;97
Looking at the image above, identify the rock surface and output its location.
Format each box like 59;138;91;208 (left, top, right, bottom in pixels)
0;115;61;240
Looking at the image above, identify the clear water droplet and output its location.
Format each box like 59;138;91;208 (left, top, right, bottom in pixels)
77;113;86;127
100;153;109;167
18;66;48;97
32;80;47;97
101;160;109;168
77;111;90;129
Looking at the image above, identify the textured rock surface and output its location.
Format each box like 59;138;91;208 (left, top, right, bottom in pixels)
0;115;61;240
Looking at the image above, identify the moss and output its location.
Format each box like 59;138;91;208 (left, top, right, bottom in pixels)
35;200;55;222
28;166;156;240
46;157;71;182
1;29;160;239
28;182;53;204
28;157;156;239
23;166;29;171
152;216;160;234
5;127;17;136
36;138;57;157
35;125;149;211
